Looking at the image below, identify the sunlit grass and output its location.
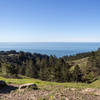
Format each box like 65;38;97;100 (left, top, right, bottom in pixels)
91;76;100;88
0;75;100;89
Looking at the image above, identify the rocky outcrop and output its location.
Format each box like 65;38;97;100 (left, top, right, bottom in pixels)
19;83;38;90
0;80;7;89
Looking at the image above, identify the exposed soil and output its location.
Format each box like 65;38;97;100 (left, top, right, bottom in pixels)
0;84;100;100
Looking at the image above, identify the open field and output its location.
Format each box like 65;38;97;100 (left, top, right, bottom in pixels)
0;76;100;100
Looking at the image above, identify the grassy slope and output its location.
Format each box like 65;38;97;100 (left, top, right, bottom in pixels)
0;57;100;89
69;57;89;73
0;75;100;89
91;76;100;88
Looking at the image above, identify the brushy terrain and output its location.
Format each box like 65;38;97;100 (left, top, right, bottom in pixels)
0;50;100;83
0;76;100;100
0;50;100;100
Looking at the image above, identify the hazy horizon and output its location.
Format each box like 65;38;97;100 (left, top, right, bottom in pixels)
1;41;100;43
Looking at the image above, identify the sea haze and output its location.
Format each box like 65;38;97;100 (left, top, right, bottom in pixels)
0;42;100;57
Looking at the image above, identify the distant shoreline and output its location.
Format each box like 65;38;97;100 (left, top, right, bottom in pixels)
0;42;99;57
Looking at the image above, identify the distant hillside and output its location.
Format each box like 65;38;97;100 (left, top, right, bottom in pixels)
0;49;100;83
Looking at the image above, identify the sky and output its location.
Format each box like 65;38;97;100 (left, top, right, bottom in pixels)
0;0;100;42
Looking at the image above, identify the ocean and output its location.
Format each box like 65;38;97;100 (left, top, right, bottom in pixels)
0;42;100;57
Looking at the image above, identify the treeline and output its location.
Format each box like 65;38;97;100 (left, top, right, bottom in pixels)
0;50;100;83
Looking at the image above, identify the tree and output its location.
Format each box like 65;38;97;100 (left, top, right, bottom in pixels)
25;59;39;78
54;59;70;82
72;65;83;82
25;59;34;77
2;63;18;78
18;63;26;75
39;58;49;80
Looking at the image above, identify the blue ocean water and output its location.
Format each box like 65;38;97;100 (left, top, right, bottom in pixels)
0;42;100;57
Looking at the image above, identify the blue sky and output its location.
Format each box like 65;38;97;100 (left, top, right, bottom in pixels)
0;0;100;42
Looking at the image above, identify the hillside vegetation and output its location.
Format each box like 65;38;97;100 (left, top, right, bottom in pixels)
0;49;100;83
0;50;100;100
